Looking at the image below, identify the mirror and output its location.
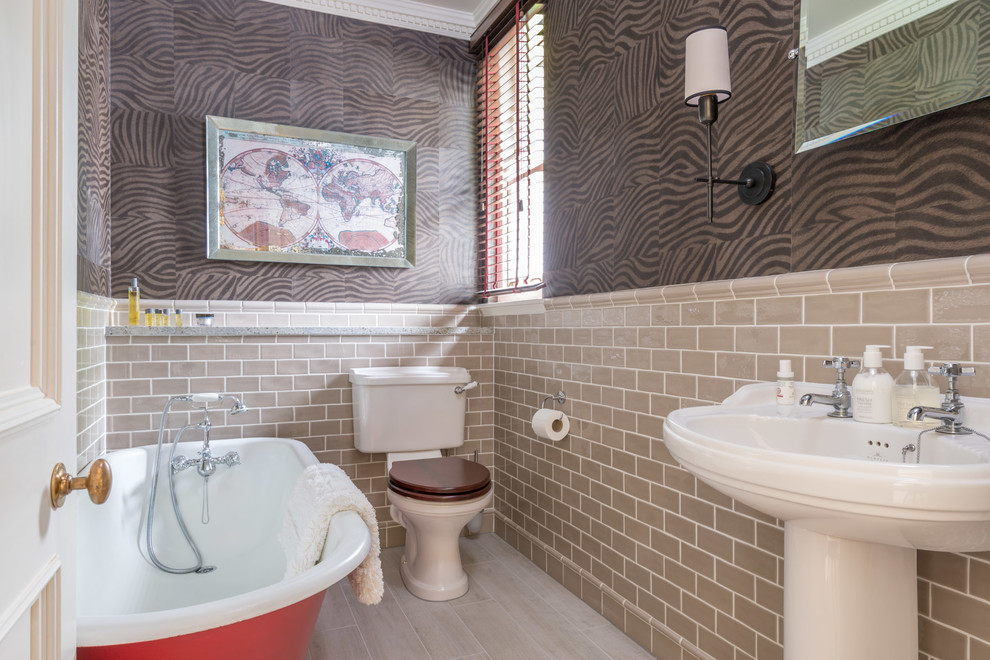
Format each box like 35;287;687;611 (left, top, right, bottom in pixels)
795;0;989;152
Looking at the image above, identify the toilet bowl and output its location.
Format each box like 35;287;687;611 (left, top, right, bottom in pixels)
349;366;490;602
387;456;492;601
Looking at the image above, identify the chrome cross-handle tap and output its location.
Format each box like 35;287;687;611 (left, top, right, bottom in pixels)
799;357;861;418
908;362;976;434
171;455;200;473
171;449;241;475
216;451;240;467
932;362;976;403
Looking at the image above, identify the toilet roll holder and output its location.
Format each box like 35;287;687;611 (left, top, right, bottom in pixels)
541;391;566;409
533;390;570;442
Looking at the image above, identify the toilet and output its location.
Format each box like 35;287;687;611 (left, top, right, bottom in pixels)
349;366;492;601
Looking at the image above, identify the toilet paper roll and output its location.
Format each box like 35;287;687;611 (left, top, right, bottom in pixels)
532;408;570;442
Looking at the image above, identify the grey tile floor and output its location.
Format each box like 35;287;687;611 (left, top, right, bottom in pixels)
307;533;654;660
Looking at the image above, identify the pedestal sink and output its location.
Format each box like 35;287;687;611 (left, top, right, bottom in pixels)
662;382;990;660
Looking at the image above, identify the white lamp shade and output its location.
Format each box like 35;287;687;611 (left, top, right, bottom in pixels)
684;25;731;106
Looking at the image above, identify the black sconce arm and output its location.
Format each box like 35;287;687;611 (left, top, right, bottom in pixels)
694;111;776;222
694;175;757;187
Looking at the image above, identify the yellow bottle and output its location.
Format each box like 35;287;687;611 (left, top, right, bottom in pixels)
127;278;140;326
144;309;153;326
173;309;183;327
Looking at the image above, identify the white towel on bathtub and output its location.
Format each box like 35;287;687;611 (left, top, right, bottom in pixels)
280;463;383;605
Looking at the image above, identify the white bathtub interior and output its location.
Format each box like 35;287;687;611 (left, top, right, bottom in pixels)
78;437;314;615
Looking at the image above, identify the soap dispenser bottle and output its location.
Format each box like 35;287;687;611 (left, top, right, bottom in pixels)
776;359;796;408
852;345;893;423
127;278;140;326
891;345;940;428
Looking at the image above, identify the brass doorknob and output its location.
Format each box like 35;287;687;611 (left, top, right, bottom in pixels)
50;458;112;508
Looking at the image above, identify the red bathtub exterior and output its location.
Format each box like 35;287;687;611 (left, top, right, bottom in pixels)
77;591;325;660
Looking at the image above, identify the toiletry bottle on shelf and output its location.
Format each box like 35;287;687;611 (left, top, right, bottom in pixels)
173;309;183;327
776;359;795;408
144;308;153;326
891;345;940;428
127;278;140;326
852;345;893;423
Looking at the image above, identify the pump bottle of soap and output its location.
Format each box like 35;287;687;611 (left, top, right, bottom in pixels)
891;345;941;428
127;278;140;326
776;359;796;408
852;345;893;423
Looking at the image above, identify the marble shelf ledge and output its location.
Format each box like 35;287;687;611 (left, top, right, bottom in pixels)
106;326;492;337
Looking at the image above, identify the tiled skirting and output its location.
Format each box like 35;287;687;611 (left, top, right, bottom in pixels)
102;301;494;548
488;255;990;660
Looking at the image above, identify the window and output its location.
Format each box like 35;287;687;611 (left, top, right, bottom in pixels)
479;2;545;298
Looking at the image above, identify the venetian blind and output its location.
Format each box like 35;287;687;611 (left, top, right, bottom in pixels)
478;1;545;298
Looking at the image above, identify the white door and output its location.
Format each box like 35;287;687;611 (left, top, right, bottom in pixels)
0;0;79;658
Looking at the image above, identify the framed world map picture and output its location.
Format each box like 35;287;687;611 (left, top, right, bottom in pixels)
206;116;416;268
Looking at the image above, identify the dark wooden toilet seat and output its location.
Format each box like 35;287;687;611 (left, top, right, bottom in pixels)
388;457;492;502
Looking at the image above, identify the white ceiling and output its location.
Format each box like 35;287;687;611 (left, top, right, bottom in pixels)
260;0;499;39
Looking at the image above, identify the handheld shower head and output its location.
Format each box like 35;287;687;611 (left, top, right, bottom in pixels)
173;393;247;414
189;393;223;403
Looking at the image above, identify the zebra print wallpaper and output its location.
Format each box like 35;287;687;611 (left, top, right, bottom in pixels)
78;0;112;297
105;0;478;303
543;0;990;297
82;0;990;302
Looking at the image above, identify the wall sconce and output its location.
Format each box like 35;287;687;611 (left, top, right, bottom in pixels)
685;25;775;221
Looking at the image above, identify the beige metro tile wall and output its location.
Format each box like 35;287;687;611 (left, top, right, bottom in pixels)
102;302;495;548
77;292;113;471
488;255;990;660
89;256;990;659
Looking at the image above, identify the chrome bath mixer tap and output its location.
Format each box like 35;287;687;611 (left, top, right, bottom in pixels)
169;393;247;476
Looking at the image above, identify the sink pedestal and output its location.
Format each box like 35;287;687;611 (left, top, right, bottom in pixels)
785;524;917;660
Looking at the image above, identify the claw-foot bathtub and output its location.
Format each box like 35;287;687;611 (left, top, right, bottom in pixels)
76;437;371;660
